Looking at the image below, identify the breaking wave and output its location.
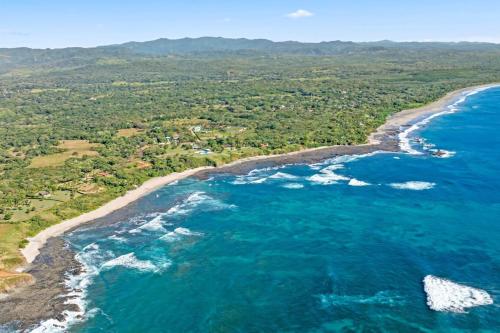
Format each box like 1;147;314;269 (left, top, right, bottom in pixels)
108;234;127;243
348;178;371;186
269;172;298;180
389;181;435;190
160;227;204;243
31;242;172;332
101;253;170;273
129;214;167;234
166;191;235;216
423;275;493;313
399;86;497;155
307;164;350;185
307;152;384;185
30;243;104;332
281;183;304;189
429;149;456;159
232;169;298;185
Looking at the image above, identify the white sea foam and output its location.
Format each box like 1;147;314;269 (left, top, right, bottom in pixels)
129;214;167;234
165;191;235;216
429;149;456;159
249;177;268;184
231;178;249;185
309;163;323;170
101;252;169;273
423;275;493;313
322;164;345;171
31;242;171;331
423;144;436;150
173;227;203;236
320;290;405;307
108;234;127;243
307;165;350;185
269;172;299;180
398;85;499;154
231;165;292;185
232;170;299;185
138;215;167;232
281;183;304;189
30;243;104;332
389;181;435;190
348;178;371;186
399;123;426;155
160;227;203;243
160;231;180;243
322;151;383;166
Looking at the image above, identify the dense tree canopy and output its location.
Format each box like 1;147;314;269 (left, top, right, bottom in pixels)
1;38;500;274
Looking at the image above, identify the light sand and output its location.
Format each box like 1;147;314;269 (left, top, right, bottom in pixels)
21;167;212;264
369;83;500;144
20;83;500;265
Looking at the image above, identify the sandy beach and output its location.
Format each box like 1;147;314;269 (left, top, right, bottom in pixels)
20;167;213;264
1;82;498;331
19;83;500;266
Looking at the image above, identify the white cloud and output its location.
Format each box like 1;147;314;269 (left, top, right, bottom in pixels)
286;9;314;19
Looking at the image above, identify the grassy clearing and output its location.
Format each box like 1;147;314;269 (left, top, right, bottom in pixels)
29;140;100;168
77;183;102;194
10;190;73;222
30;88;69;94
117;128;143;137
0;223;28;270
0;222;33;292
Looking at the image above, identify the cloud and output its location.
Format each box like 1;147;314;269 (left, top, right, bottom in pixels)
286;9;314;19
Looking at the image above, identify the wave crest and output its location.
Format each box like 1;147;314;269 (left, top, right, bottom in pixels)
281;183;304;189
307;165;350;185
166;191;235;216
389;181;435;190
101;253;170;273
423;275;493;313
348;178;370;186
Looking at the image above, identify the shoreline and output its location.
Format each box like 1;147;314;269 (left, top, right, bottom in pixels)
1;82;499;331
19;82;500;266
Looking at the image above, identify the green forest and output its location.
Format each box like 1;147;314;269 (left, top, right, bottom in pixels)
1;37;500;290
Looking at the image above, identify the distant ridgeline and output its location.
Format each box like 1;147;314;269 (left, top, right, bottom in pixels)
2;37;500;70
1;37;500;290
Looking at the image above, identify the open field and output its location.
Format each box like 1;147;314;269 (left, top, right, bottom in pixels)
29;140;100;168
116;128;143;137
1;39;500;291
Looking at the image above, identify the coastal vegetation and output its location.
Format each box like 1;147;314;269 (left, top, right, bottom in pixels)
1;38;500;290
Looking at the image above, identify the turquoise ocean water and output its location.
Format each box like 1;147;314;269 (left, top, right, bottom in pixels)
40;87;500;332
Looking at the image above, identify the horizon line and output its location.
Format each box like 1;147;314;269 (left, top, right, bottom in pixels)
2;36;500;50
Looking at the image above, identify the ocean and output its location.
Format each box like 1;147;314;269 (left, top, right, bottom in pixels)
35;87;500;332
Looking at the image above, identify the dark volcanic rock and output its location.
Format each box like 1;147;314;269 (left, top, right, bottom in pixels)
0;238;81;332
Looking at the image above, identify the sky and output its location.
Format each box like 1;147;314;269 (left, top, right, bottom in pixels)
1;0;500;48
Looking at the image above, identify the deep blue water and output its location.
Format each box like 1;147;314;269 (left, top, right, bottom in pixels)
50;88;500;332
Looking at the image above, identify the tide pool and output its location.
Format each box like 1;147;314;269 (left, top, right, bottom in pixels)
43;87;500;332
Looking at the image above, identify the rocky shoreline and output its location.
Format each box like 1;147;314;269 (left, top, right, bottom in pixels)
0;131;400;332
0;238;81;332
1;83;497;331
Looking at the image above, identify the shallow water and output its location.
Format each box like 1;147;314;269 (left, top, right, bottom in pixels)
48;87;500;332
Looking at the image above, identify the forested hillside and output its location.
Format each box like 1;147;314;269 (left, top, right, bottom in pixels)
1;38;500;290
